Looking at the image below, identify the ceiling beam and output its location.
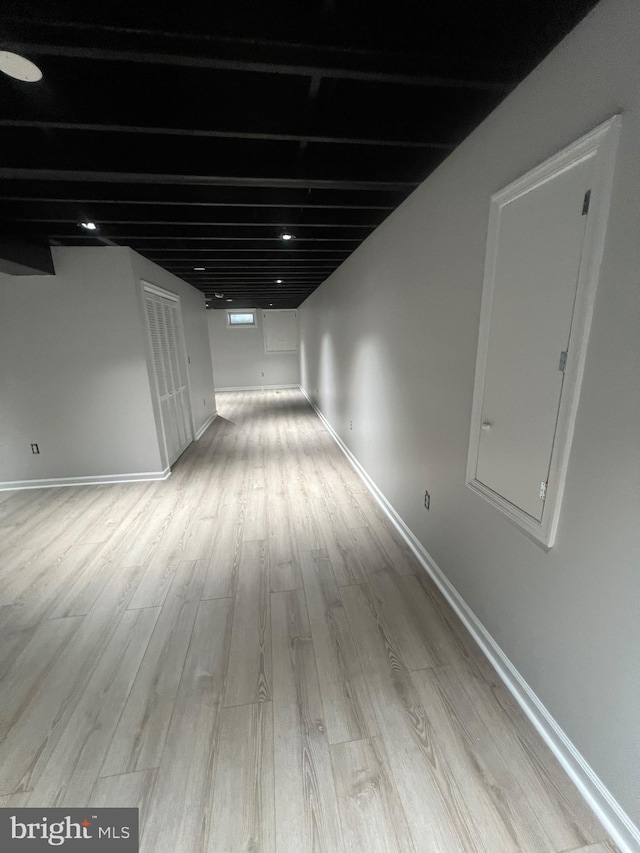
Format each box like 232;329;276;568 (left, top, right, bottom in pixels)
147;261;343;266
206;286;318;289
210;286;317;290
205;299;317;302
0;185;408;207
10;218;378;229
59;235;362;242
0;196;396;211
186;268;334;273
167;266;339;271
2;39;511;92
206;284;319;287
165;260;339;264
55;238;358;251
0;169;416;191
191;273;328;277
165;259;340;263
136;249;352;254
0;120;454;151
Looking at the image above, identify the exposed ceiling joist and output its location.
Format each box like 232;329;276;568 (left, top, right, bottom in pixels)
10;219;381;229
0;2;599;308
0;169;417;191
1;40;511;91
0;120;455;151
0;185;407;208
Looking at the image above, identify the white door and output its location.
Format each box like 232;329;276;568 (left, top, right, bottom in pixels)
144;289;193;466
474;154;595;520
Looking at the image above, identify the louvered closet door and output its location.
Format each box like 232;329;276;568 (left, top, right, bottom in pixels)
144;291;193;466
162;301;192;445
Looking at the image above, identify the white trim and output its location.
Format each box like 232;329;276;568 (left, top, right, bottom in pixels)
142;281;179;301
466;116;621;548
299;382;639;853
194;412;217;440
215;384;300;392
0;468;171;491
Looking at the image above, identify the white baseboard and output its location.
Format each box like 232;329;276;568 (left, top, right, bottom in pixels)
0;468;171;492
194;412;217;440
215;384;300;392
299;384;640;853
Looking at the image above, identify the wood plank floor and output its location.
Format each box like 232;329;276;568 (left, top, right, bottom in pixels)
0;389;617;852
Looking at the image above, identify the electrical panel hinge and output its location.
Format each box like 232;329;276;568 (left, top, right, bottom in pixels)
559;350;568;372
539;481;547;500
582;189;591;216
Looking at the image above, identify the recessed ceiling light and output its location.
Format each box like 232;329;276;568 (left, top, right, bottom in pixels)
275;279;283;284
80;221;97;231
281;233;294;241
214;292;224;299
226;298;233;302
0;52;43;83
194;267;205;271
269;303;273;307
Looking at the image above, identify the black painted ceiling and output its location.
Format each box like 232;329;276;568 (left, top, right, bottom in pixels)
0;1;599;308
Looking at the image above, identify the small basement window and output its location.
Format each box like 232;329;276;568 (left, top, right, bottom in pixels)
226;309;257;327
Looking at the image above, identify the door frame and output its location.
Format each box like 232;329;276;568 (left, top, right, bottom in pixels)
142;281;195;468
466;116;621;548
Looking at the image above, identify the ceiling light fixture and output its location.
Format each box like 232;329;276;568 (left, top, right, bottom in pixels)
275;279;283;284
0;51;43;82
80;221;97;231
194;267;205;271
214;292;224;299
226;298;233;302
281;233;294;241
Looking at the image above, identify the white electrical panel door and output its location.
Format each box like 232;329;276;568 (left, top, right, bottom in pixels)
467;117;620;546
144;290;193;466
263;309;298;352
474;156;595;520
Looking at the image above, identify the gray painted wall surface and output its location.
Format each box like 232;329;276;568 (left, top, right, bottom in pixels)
0;247;162;481
0;247;216;483
299;0;639;824
208;308;300;389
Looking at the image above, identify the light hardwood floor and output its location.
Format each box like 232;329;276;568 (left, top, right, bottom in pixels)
0;389;617;852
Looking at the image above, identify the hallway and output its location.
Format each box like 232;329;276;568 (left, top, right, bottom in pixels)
0;390;614;851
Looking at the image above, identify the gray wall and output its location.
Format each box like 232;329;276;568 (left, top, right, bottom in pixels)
0;246;216;484
0;247;162;482
208;308;300;389
299;0;639;827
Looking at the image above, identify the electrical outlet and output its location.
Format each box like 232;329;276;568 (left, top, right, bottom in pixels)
349;420;353;430
31;443;40;455
261;372;264;377
424;490;430;510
